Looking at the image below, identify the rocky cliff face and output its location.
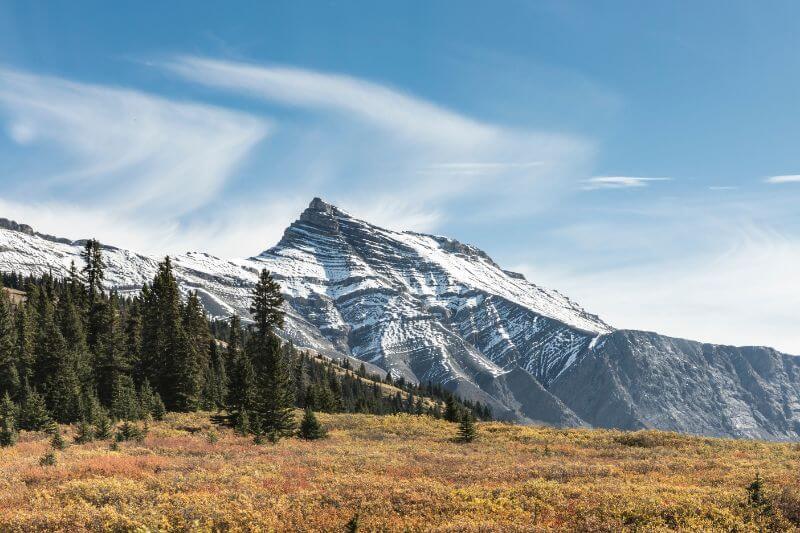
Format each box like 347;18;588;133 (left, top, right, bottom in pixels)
0;198;798;439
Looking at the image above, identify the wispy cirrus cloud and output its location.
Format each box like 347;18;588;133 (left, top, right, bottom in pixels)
0;66;272;255
161;56;593;218
765;174;800;184
0;67;269;216
582;176;671;190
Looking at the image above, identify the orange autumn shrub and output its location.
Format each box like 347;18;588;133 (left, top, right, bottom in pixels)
0;411;798;531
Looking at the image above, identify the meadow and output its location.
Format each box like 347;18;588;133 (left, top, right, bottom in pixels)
0;412;798;532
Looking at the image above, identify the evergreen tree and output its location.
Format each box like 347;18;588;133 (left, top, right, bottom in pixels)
94;412;112;440
0;285;19;399
140;258;184;409
81;239;105;306
0;392;18;447
18;385;52;431
457;411;477;443
444;395;460;423
13;298;36;387
74;420;94;444
110;373;139;420
299;407;326;440
202;339;226;410
50;429;67;450
249;269;295;441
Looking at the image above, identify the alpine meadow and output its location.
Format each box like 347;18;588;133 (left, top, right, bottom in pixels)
1;2;800;531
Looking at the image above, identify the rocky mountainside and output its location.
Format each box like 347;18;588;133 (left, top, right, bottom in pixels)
1;198;798;439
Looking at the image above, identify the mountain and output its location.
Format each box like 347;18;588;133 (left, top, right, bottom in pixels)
1;198;798;439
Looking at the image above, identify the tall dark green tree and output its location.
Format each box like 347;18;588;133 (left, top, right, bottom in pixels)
0;284;19;399
0;392;17;447
81;239;105;306
249;269;295;442
176;292;208;411
140;257;184;409
457;411;477;443
225;314;255;427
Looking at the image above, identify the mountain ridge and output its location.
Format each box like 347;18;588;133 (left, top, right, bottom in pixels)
1;198;798;439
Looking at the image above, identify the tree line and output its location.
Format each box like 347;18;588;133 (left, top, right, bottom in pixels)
0;240;490;445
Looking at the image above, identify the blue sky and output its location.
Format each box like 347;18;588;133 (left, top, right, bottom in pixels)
1;1;799;352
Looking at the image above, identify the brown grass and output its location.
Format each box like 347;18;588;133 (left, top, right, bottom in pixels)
0;413;798;531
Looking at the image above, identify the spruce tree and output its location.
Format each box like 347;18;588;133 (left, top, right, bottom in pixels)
94;412;112;440
140;258;184;409
81;239;105;306
13;299;36;387
177;292;208;411
74;420;94;444
110;373;140;420
249;269;295;441
299;407;326;440
18;385;53;431
444;395;460;423
457;411;477;443
0;285;19;399
0;392;18;447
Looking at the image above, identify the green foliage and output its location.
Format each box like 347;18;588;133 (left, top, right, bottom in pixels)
74;420;95;444
50;430;67;450
115;420;146;443
38;451;56;467
94;413;112;440
249;270;295;442
444;395;460;423
299;407;327;440
747;472;770;510
457;412;476;443
19;387;53;431
0;392;18;447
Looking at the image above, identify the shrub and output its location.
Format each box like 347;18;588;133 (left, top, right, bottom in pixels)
115;421;145;443
38;451;56;467
95;414;112;440
299;408;327;440
74;420;95;444
50;431;67;450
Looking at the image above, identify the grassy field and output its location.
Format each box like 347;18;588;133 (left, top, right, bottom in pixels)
0;412;798;532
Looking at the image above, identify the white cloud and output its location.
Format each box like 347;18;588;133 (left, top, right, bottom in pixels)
162;56;592;216
765;174;800;184
582;176;671;190
162;55;496;147
0;67;269;217
509;193;800;354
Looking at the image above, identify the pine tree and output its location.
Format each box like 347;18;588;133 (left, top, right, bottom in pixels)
249;269;295;441
299;407;326;440
81;239;105;306
0;392;18;447
140;258;185;409
18;386;53;431
457;411;477;443
0;285;19;399
202;339;226;410
94;413;112;440
177;292;208;411
110;373;139;420
50;429;67;450
444;395;460;423
74;420;94;444
13;298;36;387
